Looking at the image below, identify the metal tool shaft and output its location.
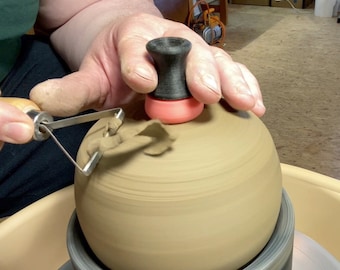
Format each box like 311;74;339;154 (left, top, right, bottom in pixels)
1;96;125;176
37;108;124;176
44;108;124;130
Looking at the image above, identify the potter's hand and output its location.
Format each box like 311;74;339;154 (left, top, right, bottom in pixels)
30;13;265;117
0;99;35;149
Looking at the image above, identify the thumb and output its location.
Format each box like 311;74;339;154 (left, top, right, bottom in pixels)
30;70;101;117
0;101;34;144
30;68;135;117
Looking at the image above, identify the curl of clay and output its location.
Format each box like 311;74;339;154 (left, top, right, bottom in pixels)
75;101;282;270
87;119;176;157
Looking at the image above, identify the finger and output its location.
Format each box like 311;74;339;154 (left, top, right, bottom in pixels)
30;64;132;117
185;38;222;104
30;71;97;116
116;15;160;94
237;63;266;116
211;48;262;114
118;35;158;94
0;101;34;144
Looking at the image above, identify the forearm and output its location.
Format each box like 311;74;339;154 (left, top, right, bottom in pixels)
39;0;162;71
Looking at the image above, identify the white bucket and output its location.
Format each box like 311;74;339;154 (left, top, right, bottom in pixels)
314;0;337;17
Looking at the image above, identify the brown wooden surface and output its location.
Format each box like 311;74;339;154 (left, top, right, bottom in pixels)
154;0;228;25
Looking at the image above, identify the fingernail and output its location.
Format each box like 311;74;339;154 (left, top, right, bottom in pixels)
201;74;220;94
236;83;254;97
257;99;265;109
1;123;33;143
254;99;266;116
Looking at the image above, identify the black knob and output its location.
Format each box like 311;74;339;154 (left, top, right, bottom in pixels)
146;37;192;100
145;37;204;124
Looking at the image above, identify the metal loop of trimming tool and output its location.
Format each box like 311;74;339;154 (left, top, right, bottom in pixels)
27;110;54;141
36;108;124;176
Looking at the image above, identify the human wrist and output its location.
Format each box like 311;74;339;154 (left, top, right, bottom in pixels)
50;0;162;70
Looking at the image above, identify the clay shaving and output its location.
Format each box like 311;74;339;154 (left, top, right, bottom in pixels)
87;118;177;157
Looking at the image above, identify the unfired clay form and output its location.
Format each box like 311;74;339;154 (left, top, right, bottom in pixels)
75;100;282;270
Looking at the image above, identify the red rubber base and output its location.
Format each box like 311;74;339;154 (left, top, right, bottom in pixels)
145;96;204;124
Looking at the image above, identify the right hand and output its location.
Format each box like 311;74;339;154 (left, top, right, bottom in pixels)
0;98;36;150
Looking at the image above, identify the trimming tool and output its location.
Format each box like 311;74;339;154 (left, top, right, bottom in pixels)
0;97;124;176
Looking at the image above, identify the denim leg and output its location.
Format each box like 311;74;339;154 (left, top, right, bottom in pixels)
0;35;93;217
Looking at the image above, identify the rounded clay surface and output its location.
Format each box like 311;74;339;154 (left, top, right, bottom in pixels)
75;100;282;270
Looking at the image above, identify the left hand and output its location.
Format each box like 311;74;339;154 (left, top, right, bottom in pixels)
30;13;265;117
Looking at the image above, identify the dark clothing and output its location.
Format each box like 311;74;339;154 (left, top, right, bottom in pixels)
0;35;93;217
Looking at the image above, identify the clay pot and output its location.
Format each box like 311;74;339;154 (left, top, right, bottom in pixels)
74;100;282;270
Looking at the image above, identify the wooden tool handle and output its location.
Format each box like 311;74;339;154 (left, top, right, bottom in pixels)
0;97;40;113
